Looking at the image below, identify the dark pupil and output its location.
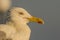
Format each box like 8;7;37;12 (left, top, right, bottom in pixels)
19;12;24;15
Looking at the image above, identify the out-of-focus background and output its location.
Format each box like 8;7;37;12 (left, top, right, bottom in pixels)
12;0;60;40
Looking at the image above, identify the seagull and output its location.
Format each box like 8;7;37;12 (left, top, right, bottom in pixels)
6;7;44;40
0;0;44;40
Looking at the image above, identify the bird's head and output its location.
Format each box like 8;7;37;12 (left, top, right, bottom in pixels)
10;7;44;24
0;0;11;12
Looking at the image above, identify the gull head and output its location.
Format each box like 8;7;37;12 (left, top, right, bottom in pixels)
10;7;44;24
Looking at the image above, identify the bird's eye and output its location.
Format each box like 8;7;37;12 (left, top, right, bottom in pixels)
19;12;24;15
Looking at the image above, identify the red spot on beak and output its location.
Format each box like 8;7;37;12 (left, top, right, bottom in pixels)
37;21;43;24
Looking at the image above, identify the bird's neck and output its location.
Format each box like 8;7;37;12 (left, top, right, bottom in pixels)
14;21;28;30
7;20;30;32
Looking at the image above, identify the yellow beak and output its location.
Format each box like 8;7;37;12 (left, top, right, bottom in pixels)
27;16;44;24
